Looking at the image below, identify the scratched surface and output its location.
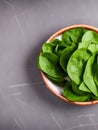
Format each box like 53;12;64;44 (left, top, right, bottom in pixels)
0;0;98;130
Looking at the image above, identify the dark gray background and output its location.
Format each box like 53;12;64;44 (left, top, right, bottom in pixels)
0;0;98;130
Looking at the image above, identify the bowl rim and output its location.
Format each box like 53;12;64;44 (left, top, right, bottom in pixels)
40;24;98;106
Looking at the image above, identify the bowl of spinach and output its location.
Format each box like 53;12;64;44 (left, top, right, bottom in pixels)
37;24;98;106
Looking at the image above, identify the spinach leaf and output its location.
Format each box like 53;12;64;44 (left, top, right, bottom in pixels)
83;29;89;33
59;44;76;56
62;28;83;46
38;53;64;79
93;54;98;86
42;53;59;65
71;81;86;95
78;31;98;49
63;82;90;102
52;39;66;47
88;44;98;53
54;44;66;55
42;42;55;53
67;48;92;85
91;94;98;100
46;74;65;83
79;82;91;92
46;74;67;87
42;39;66;55
51;39;67;55
60;45;76;72
83;52;98;96
51;39;61;44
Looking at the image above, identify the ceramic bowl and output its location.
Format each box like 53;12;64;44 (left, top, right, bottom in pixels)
40;24;98;106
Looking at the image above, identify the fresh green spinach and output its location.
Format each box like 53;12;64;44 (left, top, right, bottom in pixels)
63;82;90;102
38;53;64;79
78;31;98;49
38;27;98;102
62;28;83;46
67;48;92;85
71;81;86;95
79;82;91;92
83;52;98;96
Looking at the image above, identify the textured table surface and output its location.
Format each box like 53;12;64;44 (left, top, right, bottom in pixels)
0;0;98;130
